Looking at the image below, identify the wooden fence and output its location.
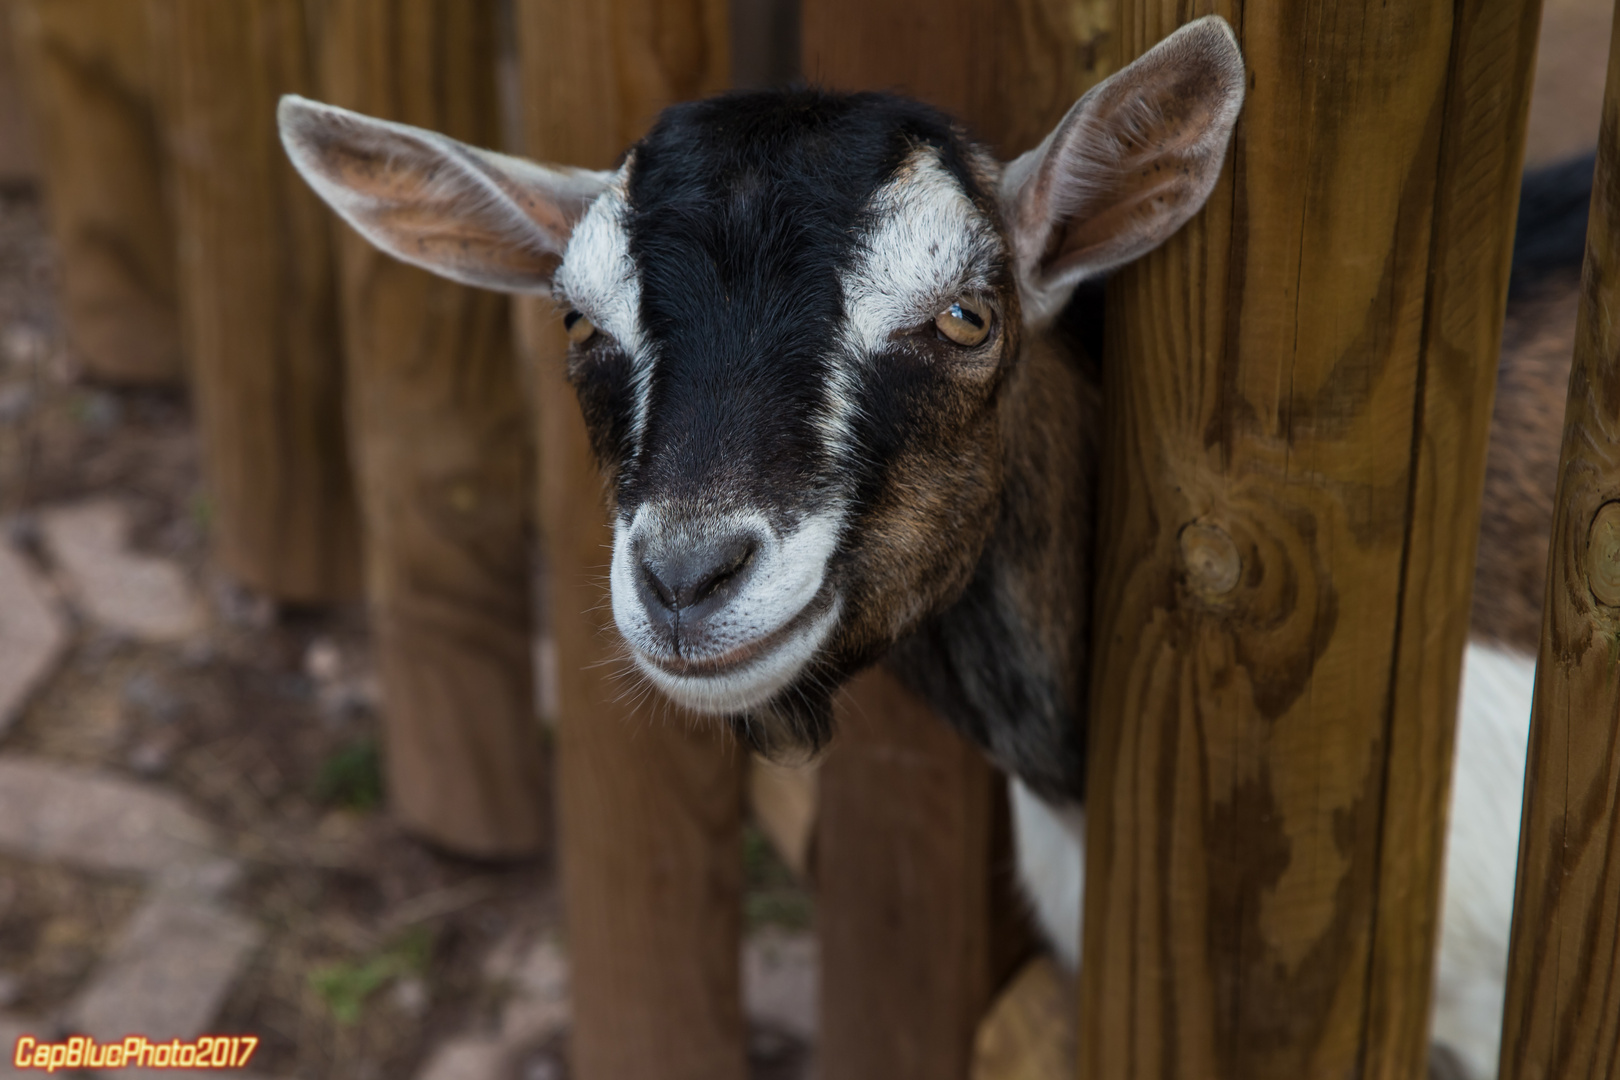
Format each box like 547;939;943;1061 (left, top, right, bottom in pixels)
7;0;1619;1077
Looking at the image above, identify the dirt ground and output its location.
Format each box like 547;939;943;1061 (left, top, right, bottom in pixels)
0;186;813;1080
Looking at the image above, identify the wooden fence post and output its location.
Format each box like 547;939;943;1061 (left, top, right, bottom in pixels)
12;0;179;383
1080;2;1540;1078
0;1;39;186
310;0;550;858
800;4;1108;1076
148;0;361;604
1498;4;1620;1075
512;3;748;1078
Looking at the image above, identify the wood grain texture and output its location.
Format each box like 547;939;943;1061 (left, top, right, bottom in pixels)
1499;6;1620;1075
1080;2;1539;1078
148;0;360;603
818;667;1028;1080
13;0;177;382
312;0;548;857
802;0;1113;157
513;3;745;1077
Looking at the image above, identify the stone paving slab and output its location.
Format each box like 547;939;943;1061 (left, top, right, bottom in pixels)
0;1014;35;1079
0;542;67;737
0;758;217;875
743;929;817;1043
69;895;261;1077
415;1037;508;1080
38;501;205;642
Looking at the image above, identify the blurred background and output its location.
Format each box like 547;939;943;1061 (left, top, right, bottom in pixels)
0;1;1606;1079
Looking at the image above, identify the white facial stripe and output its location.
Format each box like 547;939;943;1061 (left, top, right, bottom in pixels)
609;504;845;713
837;148;1004;359
554;169;657;450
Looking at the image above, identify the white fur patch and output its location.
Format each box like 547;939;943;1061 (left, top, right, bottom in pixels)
1011;641;1534;1080
1011;778;1086;969
823;148;1003;467
839;149;1003;360
1431;641;1536;1080
553;170;657;450
609;506;845;713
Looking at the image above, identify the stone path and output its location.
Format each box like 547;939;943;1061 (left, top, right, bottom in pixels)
0;502;820;1079
0;757;259;1080
0;541;66;738
37;501;205;644
0;506;257;1079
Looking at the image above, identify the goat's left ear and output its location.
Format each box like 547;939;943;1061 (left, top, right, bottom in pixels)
278;95;612;295
1000;16;1245;324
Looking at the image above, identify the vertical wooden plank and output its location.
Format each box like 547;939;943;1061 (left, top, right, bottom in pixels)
511;3;746;1078
1081;1;1539;1078
311;0;549;857
13;0;179;383
149;0;361;604
1499;6;1620;1075
801;3;1106;1076
0;1;40;185
802;0;1114;160
817;668;1000;1080
1367;0;1543;1070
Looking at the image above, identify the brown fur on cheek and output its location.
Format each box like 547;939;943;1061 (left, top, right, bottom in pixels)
831;403;1005;662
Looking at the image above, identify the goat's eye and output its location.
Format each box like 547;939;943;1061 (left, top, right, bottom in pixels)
564;309;598;346
935;297;992;347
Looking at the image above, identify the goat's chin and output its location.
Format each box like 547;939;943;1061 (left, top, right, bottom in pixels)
628;596;842;718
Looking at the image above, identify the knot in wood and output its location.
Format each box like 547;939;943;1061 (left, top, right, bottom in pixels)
1179;521;1241;598
1587;501;1620;608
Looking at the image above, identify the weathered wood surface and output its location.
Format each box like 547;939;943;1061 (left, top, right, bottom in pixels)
1499;6;1620;1075
801;4;1110;1076
802;0;1112;158
0;1;39;184
149;0;360;603
513;2;745;1077
1080;2;1541;1078
13;0;178;382
312;0;549;857
818;667;1020;1080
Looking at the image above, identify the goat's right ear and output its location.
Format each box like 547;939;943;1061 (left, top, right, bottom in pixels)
999;16;1245;325
278;95;612;295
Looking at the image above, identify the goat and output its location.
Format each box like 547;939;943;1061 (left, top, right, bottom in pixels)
279;17;1568;1078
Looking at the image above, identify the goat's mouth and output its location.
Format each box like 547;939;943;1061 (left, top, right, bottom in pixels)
630;587;841;714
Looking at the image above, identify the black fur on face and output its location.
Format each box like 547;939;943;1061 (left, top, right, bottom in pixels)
557;88;1023;758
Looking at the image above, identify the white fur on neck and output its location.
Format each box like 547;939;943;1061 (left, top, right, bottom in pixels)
1012;639;1535;1079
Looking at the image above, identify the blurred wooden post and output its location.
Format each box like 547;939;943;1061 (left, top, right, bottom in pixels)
310;0;549;857
0;1;39;187
512;3;747;1078
12;0;179;383
801;4;1108;1076
1499;6;1620;1075
149;0;361;604
1080;2;1540;1078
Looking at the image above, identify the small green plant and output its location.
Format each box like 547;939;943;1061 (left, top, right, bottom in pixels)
312;739;384;811
742;825;813;932
309;928;432;1026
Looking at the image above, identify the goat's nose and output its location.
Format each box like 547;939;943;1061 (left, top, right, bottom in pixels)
638;534;759;629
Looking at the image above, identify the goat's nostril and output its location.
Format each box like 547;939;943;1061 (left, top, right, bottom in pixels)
642;563;677;610
641;536;759;614
693;543;755;604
